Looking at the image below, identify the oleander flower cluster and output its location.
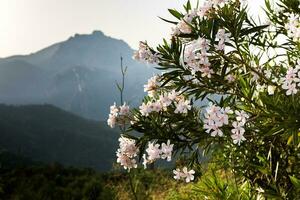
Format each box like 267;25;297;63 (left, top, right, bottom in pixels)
144;75;161;97
133;41;160;64
116;137;139;171
106;1;300;196
285;13;300;41
107;102;130;128
281;60;300;95
142;140;174;168
204;104;249;145
215;29;231;51
139;89;192;116
184;37;214;78
173;167;195;183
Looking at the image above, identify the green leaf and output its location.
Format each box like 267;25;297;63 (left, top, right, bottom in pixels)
241;25;269;36
289;176;300;188
168;9;183;20
158;16;178;25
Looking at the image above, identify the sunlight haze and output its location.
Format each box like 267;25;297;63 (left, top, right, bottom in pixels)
0;0;267;57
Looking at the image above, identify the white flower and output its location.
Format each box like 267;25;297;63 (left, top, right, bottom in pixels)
182;167;195;183
168;90;179;101
204;104;232;137
173;168;182;180
231;121;246;145
173;167;195;182
144;75;161;97
107;102;129;128
159;94;172;108
151;101;163;112
172;14;194;36
215;29;231;51
174;99;192;114
235;110;249;124
161;140;174;161
118;137;139;158
197;1;213;18
116;151;137;171
133;41;160;64
283;83;298;95
107;114;117;128
110;102;119;116
231;131;246;145
285;13;300;41
116;137;139;171
226;74;236;83
231;121;245;135
146;142;161;161
119;102;130;116
200;66;214;78
139;102;152;116
210;126;224;137
267;85;276;95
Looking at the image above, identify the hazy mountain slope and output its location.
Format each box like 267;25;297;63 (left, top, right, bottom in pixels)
0;30;155;120
0;104;119;171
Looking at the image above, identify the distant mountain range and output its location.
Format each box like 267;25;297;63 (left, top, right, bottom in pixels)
0;30;155;120
0;104;119;171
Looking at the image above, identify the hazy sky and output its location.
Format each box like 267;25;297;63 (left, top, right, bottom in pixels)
0;0;267;57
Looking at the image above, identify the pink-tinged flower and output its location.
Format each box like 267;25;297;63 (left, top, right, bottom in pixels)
226;74;236;83
200;66;214;78
144;75;161;97
159;94;172;108
174;99;192;114
231;121;246;135
173;168;182;180
118;137;139;158
215;29;231;51
282;82;298;95
116;151;137;171
139;102;152;116
119;102;130;116
197;1;213;18
151;101;163;113
133;41;160;64
110;102;119;116
211;127;224;137
168;90;179;101
161;140;174;161
235;110;249;124
231;132;246;145
182;167;195;183
177;20;192;34
107;114;117;128
204;104;232;137
116;137;139;171
146;142;161;161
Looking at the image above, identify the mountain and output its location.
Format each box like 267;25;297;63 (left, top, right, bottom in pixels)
0;31;155;120
0;104;119;171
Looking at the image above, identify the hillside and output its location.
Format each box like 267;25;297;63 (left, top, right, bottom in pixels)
0;104;119;171
0;30;155;120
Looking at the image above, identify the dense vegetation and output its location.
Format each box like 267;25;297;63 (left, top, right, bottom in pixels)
0;104;118;171
109;0;300;199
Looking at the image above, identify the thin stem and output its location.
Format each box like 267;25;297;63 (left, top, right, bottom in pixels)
129;171;138;200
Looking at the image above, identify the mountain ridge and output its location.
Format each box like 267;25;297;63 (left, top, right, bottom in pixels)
0;30;155;120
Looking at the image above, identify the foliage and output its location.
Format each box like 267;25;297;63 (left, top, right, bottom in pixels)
0;104;119;171
110;0;300;198
0;163;115;200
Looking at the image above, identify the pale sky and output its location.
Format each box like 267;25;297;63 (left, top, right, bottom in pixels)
0;0;267;58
